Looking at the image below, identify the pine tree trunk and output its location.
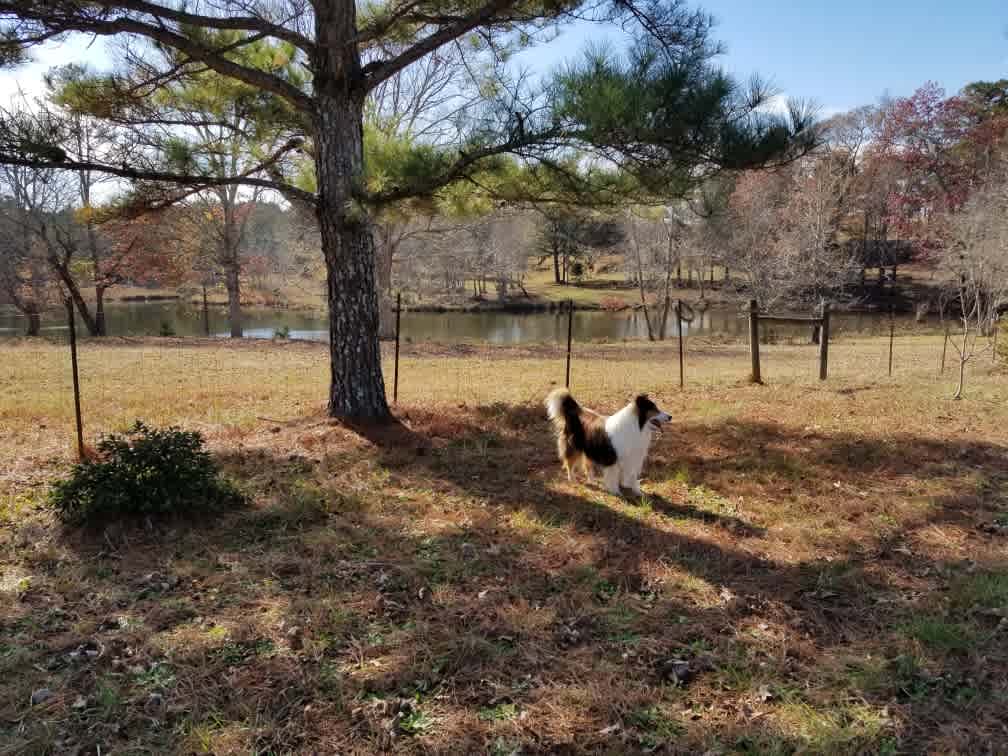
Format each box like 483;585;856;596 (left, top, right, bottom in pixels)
88;223;107;336
220;204;244;338
225;264;243;338
552;243;561;284
313;23;389;420
95;285;107;337
26;308;40;337
375;224;395;338
50;258;99;336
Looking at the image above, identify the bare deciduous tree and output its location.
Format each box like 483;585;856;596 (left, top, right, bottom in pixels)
943;172;1008;398
0;166;57;334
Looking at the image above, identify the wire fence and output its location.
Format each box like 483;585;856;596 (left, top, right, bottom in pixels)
4;299;1001;460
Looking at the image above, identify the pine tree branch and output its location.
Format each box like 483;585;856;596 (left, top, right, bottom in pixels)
1;3;314;112
0;140;317;206
362;0;517;91
110;0;314;52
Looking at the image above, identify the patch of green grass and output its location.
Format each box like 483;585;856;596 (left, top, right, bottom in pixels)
0;492;38;525
628;705;684;748
842;656;891;697
398;708;435;735
901;615;975;653
951;570;1008;611
0;642;31;674
890;654;933;701
686;484;736;515
96;677;124;717
489;737;524;756
134;661;176;690
775;700;892;755
213;638;275;666
602;604;642;646
593;578;618;603
317;661;344;701
715;660;758;692
478;702;518;722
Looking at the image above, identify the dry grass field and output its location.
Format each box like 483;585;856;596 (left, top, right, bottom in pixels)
1;334;1006;754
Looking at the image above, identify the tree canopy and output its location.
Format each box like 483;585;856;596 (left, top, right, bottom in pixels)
0;0;817;419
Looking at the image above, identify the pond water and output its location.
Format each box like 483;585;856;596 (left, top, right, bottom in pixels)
0;301;933;343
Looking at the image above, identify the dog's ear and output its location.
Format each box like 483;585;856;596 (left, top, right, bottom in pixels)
635;394;658;429
635;394;657;413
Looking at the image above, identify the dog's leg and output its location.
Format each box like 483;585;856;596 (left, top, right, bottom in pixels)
621;459;643;496
581;456;594;483
602;465;622;496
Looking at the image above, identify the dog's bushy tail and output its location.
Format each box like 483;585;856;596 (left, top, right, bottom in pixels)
545;388;582;440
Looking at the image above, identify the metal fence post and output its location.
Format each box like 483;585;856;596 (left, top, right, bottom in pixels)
888;305;895;377
748;299;761;384
66;298;84;460
565;299;573;388
393;291;401;404
676;299;684;389
818;302;830;380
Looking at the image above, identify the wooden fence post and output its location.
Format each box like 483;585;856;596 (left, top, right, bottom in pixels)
888;305;895;377
748;299;761;384
940;322;949;374
392;291;401;404
676;299;684;389
202;284;210;336
565;299;573;388
66;298;84;461
818;302;830;380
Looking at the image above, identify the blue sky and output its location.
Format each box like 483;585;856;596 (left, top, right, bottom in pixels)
2;1;1005;114
518;0;1008;115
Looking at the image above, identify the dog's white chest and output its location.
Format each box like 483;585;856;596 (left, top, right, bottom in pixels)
604;407;653;462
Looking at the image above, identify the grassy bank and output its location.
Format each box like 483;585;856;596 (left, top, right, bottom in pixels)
2;336;1006;754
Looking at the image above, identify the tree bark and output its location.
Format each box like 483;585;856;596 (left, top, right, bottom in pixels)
953;326;969;399
87;222;107;336
26;309;41;337
225;262;243;338
221;203;243;338
95;284;107;337
313;10;389;419
49;256;99;336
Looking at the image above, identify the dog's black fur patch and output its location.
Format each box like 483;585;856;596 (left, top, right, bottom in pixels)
557;393;618;466
634;394;660;430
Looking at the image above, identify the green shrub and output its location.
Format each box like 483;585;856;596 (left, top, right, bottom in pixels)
50;421;242;525
159;321;176;337
274;325;291;339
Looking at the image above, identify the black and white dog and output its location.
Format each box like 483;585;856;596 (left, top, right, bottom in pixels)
546;389;670;496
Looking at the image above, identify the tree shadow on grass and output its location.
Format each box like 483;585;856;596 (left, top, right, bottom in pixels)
6;402;1008;754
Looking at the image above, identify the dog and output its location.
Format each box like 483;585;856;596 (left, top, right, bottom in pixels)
545;389;670;496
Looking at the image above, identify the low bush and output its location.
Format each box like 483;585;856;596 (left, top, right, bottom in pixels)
50;421;242;525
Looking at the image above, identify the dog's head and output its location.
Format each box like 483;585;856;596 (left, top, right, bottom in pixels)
635;394;671;432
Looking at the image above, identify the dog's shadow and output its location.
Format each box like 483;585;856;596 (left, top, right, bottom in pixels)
625;489;766;537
